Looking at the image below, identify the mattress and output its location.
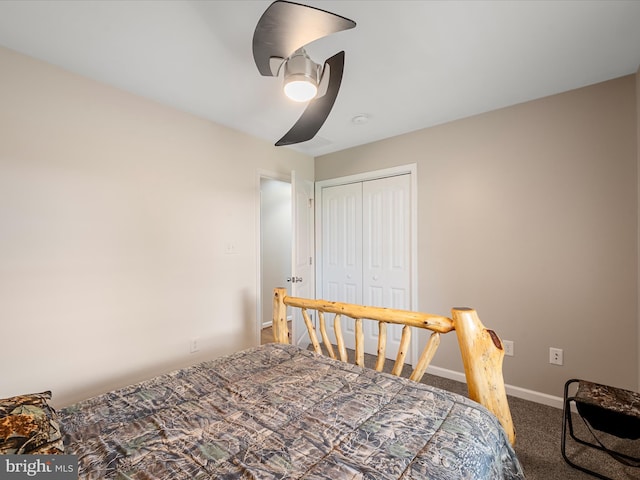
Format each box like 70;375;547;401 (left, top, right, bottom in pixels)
59;343;524;479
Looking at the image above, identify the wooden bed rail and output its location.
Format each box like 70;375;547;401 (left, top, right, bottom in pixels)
272;287;516;445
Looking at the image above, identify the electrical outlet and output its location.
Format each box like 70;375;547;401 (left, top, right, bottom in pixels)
190;338;199;354
503;340;514;357
549;347;563;365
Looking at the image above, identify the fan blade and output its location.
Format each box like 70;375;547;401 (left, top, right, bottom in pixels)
253;1;355;77
276;51;344;146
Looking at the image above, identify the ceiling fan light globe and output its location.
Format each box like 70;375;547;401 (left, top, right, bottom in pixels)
284;78;318;102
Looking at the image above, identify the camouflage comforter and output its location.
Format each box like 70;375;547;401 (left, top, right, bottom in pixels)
59;343;524;479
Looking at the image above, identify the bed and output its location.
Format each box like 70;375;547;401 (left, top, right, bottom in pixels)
2;289;524;479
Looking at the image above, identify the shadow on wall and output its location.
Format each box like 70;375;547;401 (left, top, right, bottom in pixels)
242;287;258;345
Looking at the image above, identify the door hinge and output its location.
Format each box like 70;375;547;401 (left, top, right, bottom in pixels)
309;257;313;265
308;198;313;208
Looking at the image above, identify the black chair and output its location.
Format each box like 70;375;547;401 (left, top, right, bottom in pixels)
562;378;640;479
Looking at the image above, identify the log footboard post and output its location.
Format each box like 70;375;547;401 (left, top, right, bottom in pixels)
452;307;516;445
273;287;291;344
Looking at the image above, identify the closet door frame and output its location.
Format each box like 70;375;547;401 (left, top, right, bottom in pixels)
315;163;418;365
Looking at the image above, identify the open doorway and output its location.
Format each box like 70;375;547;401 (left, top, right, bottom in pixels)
259;176;291;344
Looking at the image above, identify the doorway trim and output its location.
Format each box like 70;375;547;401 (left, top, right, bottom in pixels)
314;163;419;364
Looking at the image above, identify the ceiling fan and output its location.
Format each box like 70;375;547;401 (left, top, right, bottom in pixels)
252;0;356;146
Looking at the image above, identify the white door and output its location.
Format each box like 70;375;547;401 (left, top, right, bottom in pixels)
321;174;411;360
321;182;362;304
362;175;411;355
290;170;315;347
321;182;362;351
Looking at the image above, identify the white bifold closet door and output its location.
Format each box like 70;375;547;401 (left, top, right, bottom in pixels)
322;174;411;360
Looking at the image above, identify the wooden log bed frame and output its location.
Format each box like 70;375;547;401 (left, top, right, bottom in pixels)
272;287;516;445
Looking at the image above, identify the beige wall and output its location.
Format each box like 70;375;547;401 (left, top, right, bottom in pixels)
0;47;313;407
1;42;637;406
317;75;638;397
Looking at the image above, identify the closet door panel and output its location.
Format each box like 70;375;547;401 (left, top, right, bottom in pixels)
362;175;411;357
322;182;362;350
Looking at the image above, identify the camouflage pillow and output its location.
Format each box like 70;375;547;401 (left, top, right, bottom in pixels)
0;391;64;454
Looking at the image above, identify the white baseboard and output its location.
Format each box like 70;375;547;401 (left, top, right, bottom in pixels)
426;366;565;410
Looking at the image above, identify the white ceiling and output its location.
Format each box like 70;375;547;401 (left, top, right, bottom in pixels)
1;0;639;157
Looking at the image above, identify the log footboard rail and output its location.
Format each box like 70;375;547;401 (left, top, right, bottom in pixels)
272;287;516;445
